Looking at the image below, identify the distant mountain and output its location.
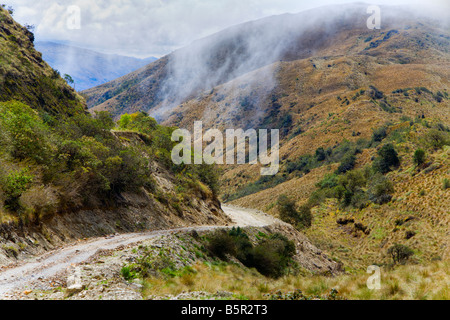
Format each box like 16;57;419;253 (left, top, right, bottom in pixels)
81;3;450;269
82;4;448;122
35;41;156;91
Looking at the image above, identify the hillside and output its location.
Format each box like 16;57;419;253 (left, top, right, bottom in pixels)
0;6;229;265
83;4;448;122
82;3;450;272
35;41;156;91
83;3;392;118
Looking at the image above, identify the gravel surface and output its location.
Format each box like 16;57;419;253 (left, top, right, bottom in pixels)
0;205;280;299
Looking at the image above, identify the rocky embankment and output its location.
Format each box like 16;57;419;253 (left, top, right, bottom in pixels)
0;206;341;300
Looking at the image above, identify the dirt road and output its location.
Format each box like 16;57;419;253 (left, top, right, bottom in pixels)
0;205;279;297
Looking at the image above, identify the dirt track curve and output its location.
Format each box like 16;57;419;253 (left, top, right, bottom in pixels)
0;205;280;297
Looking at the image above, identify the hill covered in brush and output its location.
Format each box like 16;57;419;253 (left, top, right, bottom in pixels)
82;3;450;269
0;6;227;264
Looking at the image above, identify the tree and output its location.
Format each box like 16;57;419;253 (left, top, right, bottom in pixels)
64;74;75;89
373;143;400;174
277;195;312;229
337;154;356;174
413;149;426;166
388;244;414;264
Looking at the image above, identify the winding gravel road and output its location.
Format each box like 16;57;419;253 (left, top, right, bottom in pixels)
0;205;279;297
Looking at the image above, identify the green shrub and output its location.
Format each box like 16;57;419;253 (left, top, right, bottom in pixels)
371;126;387;143
244;234;296;278
413;149;426;166
373;144;400;174
368;174;394;204
387;244;414;264
315;147;327;161
1;168;33;211
349;190;370;209
207;230;237;259
336;154;356;174
246;240;287;278
423;130;449;149
117;112;157;135
368;85;384;100
121;265;138;281
0;101;52;163
193;163;221;196
277;195;312;229
206;229;295;278
277;195;297;224
297;205;313;228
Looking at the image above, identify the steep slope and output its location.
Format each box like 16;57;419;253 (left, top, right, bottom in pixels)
0;12;85;115
83;4;448;123
0;7;229;266
36;41;156;91
82;3;403;118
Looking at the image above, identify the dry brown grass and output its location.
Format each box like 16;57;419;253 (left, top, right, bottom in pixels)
142;260;449;300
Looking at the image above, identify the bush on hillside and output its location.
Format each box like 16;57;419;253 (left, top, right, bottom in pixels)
368;173;394;204
277;194;312;229
388;244;414;264
413;149;426;166
207;229;296;278
423;129;449;149
336;154;356;174
207;230;238;259
1;168;33;212
371;126;387;143
373;143;400;174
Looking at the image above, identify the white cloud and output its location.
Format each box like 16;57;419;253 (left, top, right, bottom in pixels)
5;0;449;58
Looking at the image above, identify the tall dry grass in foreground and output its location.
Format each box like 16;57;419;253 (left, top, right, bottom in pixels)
143;260;449;300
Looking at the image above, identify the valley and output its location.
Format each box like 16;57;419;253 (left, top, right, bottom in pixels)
0;205;339;300
0;2;448;301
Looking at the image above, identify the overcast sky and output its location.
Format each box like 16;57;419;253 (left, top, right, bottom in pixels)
5;0;449;58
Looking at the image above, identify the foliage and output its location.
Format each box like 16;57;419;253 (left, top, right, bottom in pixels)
422;130;449;149
388;244;414;264
368;85;384;100
413;149;426;166
368;173;394;204
207;228;296;278
0;101;52;164
336;154;356;174
117;112;158;135
373;143;400;174
207;230;238;259
1;168;33;211
0;102;175;218
277;195;312;229
371;126;387;143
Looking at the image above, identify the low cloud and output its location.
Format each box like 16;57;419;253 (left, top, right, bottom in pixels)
6;0;448;58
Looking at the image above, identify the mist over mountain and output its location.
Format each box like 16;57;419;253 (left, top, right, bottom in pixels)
83;3;448;122
0;1;449;301
36;41;156;91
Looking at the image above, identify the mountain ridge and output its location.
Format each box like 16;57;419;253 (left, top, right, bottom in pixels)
82;3;447;121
